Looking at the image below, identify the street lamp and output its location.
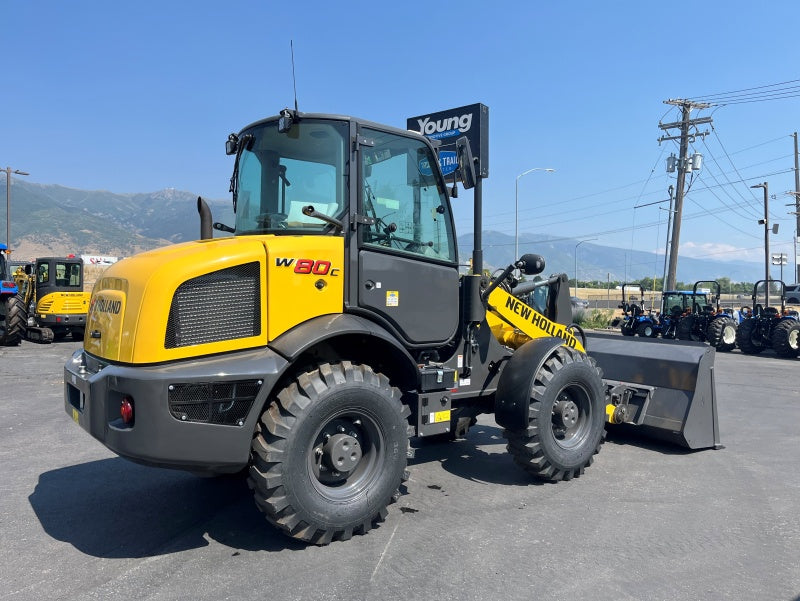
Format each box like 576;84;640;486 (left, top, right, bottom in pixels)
515;167;555;263
574;238;597;296
4;166;30;251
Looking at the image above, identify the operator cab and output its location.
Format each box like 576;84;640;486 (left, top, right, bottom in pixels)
227;111;461;347
35;257;83;297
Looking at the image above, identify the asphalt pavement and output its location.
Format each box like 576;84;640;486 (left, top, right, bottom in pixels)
1;338;798;601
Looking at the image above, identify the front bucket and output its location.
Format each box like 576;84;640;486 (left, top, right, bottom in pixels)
585;332;721;450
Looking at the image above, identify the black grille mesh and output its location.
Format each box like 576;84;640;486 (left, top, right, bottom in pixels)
168;380;261;426
165;262;261;348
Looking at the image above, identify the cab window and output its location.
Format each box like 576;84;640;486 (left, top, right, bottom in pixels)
37;263;49;284
360;128;456;262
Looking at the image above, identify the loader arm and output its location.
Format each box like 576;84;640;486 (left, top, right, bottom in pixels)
485;286;584;352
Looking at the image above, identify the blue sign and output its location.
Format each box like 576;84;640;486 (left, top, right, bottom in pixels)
408;103;489;178
420;150;458;177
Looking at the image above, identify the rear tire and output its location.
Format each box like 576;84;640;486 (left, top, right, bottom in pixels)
248;362;410;545
504;346;605;482
707;317;737;351
0;294;27;346
771;319;800;358
735;319;763;354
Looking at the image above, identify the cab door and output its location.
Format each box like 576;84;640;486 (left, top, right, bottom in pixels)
354;126;460;346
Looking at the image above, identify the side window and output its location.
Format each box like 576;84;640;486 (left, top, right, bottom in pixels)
361;128;456;262
37;263;49;284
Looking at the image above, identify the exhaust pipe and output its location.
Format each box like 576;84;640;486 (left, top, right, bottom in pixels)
197;196;213;240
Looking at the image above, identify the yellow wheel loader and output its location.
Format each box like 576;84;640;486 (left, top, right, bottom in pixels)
16;256;90;343
64;108;719;545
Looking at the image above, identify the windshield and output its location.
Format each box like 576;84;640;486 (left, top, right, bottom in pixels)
234;119;349;235
0;254;7;281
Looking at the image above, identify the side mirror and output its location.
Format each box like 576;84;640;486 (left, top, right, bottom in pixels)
225;133;238;156
456;136;477;190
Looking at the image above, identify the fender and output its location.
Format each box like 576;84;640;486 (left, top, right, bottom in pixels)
269;313;419;384
494;337;564;431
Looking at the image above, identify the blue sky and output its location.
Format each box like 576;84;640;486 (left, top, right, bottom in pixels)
2;0;799;275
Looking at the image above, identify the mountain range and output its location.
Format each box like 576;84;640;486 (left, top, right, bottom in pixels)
3;179;766;283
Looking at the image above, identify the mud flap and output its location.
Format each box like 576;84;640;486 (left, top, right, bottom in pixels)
585;332;721;450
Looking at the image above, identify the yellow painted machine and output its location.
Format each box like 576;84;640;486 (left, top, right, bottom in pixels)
16;256;90;343
65;108;719;545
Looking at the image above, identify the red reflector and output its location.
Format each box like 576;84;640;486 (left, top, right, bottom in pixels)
56;317;62;322
120;397;134;424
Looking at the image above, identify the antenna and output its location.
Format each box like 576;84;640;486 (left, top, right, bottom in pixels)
290;40;298;113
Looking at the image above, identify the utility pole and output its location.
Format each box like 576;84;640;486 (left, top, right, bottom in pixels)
3;166;30;251
658;100;712;291
661;184;675;291
794;132;799;282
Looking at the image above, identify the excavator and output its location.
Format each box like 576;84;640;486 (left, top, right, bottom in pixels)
15;256;90;343
65;107;719;545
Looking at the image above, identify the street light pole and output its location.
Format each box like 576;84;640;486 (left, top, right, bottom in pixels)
4;166;30;251
574;238;597;296
515;167;555;263
751;182;770;306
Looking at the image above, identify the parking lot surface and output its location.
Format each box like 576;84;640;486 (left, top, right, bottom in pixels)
1;339;798;601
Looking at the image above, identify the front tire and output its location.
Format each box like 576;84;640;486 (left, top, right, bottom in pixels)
248;362;410;545
707;316;737;351
504;346;605;482
676;315;701;341
636;321;655;338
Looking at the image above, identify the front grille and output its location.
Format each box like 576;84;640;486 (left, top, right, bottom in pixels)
165;262;261;348
168;380;261;426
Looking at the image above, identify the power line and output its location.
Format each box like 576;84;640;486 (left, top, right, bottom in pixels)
688;79;800;104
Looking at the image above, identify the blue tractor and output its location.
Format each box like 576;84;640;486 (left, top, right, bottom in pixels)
623;286;687;339
675;281;738;351
0;243;27;345
735;280;800;357
618;284;651;336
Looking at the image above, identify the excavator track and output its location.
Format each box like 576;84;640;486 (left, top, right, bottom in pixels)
27;327;55;344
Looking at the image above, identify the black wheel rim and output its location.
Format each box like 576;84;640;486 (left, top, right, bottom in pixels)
550;383;592;449
307;409;384;501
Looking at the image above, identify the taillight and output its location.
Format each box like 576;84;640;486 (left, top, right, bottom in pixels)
120;396;134;425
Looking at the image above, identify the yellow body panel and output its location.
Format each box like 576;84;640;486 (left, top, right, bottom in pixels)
264;236;344;341
486;287;585;353
36;291;91;316
85;235;344;364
